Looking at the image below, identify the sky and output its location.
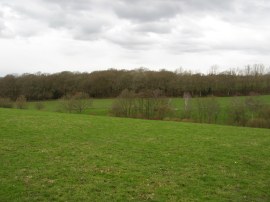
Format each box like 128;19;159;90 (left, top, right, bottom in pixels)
0;0;270;76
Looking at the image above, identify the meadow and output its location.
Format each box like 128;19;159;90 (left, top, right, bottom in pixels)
0;108;269;201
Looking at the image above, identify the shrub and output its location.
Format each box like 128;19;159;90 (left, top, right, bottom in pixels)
153;97;172;119
135;90;172;119
111;89;136;117
183;92;192;111
72;92;91;113
246;118;270;129
15;95;27;109
181;92;193;119
195;96;220;123
61;92;92;113
245;96;263;119
0;97;13;108
228;97;248;126
258;106;270;120
61;95;74;113
111;89;172;119
35;102;45;110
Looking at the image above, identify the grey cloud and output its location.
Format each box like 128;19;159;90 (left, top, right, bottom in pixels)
45;0;94;10
113;0;182;22
184;0;234;12
43;7;112;39
213;42;270;55
1;0;270;56
168;33;270;55
0;6;6;36
70;18;109;40
105;31;157;50
0;0;112;40
0;20;5;36
0;7;12;38
112;0;236;23
220;1;270;24
0;0;244;41
168;39;211;54
133;21;173;34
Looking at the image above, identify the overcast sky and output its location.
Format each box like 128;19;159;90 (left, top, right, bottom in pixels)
0;0;270;76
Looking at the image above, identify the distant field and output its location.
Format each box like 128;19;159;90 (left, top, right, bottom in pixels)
26;95;270;124
27;98;113;116
0;108;269;201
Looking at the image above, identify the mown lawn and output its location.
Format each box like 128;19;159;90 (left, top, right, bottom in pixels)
0;108;269;201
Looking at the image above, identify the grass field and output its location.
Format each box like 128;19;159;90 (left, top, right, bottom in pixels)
27;98;114;116
0;108;269;201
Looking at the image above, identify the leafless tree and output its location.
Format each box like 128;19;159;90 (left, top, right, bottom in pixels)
15;95;27;109
228;97;248;126
183;92;191;112
61;92;92;113
112;89;171;119
196;96;220;123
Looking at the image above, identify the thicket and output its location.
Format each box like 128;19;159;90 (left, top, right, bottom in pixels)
15;95;27;109
0;65;269;101
183;96;270;128
60;92;92;113
195;96;220;124
111;89;171;119
0;97;13;108
35;102;45;110
112;88;270;128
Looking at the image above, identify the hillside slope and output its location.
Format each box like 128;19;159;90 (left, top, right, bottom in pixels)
0;108;269;201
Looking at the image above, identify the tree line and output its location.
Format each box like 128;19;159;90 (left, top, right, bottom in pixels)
0;65;270;101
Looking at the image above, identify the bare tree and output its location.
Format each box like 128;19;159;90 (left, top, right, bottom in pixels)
209;65;219;75
111;89;135;117
183;92;191;112
195;96;220;123
61;92;92;113
228;97;248;126
112;89;171;119
245;96;263;120
72;92;91;113
15;95;27;109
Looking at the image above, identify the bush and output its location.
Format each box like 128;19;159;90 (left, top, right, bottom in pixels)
111;89;136;117
195;96;220;123
15;95;27;109
136;90;172;119
35;102;45;110
245;96;263;119
61;95;74;113
246;118;270;129
153;97;172;119
111;89;172;119
258;106;270;120
228;97;248;126
61;92;92;113
0;97;13;108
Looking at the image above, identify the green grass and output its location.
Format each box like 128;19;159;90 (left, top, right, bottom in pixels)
27;98;113;116
0;108;269;201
